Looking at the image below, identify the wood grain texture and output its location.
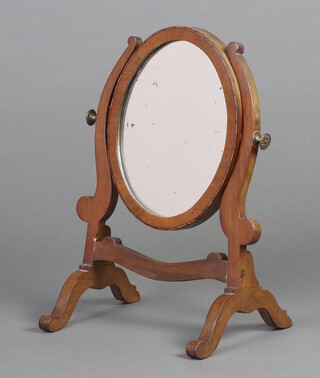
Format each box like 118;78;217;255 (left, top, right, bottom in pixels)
94;236;228;282
220;41;262;290
76;36;142;265
186;249;292;359
107;26;242;230
39;28;292;359
39;262;140;332
186;286;292;359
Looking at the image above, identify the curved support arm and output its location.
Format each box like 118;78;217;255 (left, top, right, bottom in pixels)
75;37;142;265
220;41;261;247
77;36;142;224
219;42;263;289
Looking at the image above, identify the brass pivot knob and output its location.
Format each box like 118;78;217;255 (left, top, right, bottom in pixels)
86;109;97;126
252;131;271;150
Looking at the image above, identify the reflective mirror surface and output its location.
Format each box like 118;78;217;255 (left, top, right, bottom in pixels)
119;41;227;217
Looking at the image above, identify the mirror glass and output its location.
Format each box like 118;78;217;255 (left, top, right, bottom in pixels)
119;41;227;217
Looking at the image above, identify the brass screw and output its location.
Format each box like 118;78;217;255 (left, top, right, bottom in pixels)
86;109;97;126
252;131;271;150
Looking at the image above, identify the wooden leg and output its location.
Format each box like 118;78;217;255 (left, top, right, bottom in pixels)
186;287;292;359
39;262;140;332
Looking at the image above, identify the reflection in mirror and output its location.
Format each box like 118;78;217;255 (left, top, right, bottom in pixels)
119;41;227;217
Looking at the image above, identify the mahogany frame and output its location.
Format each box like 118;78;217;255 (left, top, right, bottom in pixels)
108;28;241;230
39;27;292;359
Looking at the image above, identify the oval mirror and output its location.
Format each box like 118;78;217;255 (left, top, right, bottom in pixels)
108;27;241;229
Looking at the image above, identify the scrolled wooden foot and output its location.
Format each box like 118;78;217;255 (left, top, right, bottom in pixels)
39;262;140;332
256;290;292;329
186;294;236;359
186;287;292;359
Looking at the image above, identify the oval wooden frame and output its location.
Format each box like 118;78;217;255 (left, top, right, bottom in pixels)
107;27;242;230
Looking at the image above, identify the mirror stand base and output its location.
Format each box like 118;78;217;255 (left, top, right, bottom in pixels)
186;287;292;359
38;261;140;333
39;241;292;359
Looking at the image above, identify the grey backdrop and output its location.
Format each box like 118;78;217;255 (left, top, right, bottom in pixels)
1;1;320;377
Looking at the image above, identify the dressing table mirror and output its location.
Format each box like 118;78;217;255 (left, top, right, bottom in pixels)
39;27;292;359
